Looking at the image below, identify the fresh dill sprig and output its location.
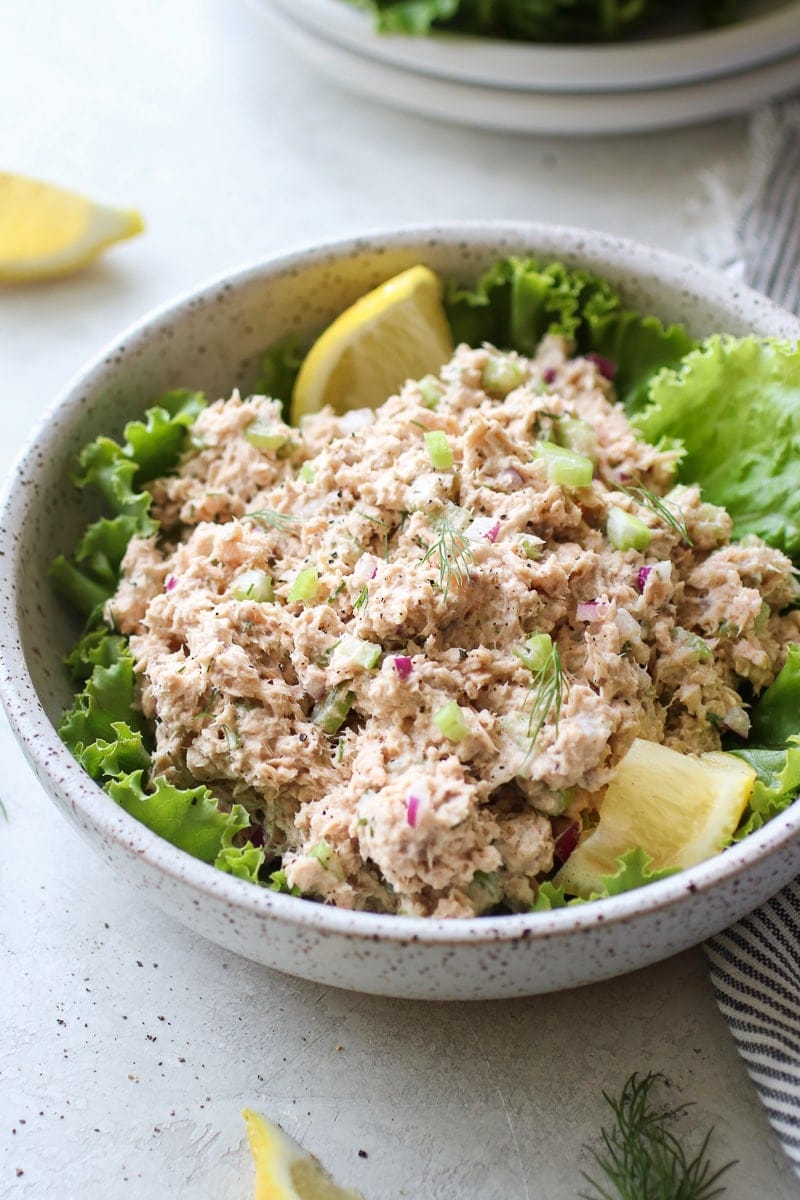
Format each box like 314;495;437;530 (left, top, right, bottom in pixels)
355;509;391;558
526;642;567;749
353;585;369;611
421;509;476;602
242;508;299;533
621;480;693;546
580;1072;735;1200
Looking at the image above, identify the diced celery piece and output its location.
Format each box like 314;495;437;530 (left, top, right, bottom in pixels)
536;441;593;488
685;630;712;661
482;354;525;396
433;699;470;742
755;600;770;634
513;632;553;672
419;374;444;409
288;564;320;603
332;634;381;672
311;685;355;735
308;840;334;869
607;508;652;552
424;430;454;471
245;420;288;452
556;416;597;463
513;533;544;560
231;568;273;602
299;462;315;483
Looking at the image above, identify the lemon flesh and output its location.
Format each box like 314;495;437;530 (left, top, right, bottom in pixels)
243;1109;364;1200
554;738;756;899
290;264;453;425
0;172;143;282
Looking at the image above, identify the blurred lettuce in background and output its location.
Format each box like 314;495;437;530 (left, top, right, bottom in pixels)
348;0;740;41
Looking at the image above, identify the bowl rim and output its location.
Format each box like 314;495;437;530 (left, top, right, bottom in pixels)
3;218;800;948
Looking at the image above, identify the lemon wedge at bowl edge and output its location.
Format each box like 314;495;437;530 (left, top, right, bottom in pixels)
554;738;756;900
243;1109;365;1200
290;264;453;425
0;171;143;282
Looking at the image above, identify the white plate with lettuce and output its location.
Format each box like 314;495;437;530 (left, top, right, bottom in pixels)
259;0;800;134
2;222;800;1000
261;0;800;92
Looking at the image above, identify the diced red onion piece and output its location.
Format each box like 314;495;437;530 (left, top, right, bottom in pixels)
465;515;499;543
504;466;525;490
407;794;421;828
166;575;177;591
370;566;378;580
636;566;652;592
586;352;617;380
393;656;413;680
554;820;580;865
576;601;601;622
543;367;557;385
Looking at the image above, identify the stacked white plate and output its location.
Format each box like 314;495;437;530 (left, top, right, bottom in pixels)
250;0;800;135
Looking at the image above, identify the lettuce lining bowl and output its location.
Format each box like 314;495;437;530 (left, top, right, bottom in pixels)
2;222;800;1000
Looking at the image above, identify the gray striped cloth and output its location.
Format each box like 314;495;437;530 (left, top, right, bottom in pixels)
705;97;800;1177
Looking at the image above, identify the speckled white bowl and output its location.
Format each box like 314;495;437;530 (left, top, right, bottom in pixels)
2;223;800;1001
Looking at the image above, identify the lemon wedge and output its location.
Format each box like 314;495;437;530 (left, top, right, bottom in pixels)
243;1109;365;1200
554;738;756;899
290;264;453;424
0;172;143;282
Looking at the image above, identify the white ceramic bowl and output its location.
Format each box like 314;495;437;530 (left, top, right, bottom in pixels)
2;223;800;1001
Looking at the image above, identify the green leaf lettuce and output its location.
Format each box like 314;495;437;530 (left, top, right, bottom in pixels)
635;337;800;560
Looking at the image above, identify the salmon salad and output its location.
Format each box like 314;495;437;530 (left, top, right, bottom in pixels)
55;258;800;916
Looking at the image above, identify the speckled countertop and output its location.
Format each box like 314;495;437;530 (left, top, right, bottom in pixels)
1;1;799;1196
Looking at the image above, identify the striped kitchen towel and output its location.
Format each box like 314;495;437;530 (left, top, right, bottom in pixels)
705;96;800;1177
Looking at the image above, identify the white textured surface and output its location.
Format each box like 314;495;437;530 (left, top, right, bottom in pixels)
0;0;798;1194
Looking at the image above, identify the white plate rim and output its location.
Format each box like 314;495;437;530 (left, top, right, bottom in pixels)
260;3;800;136
262;0;800;92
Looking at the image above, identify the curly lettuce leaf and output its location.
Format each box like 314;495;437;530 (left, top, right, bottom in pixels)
76;720;150;781
444;257;695;412
351;0;737;39
749;644;800;748
533;848;676;908
59;634;147;751
54;392;206;618
265;868;301;896
531;880;571;911
123;389;205;485
730;737;800;840
596;847;678;896
50;555;116;618
635;337;800;560
215;842;266;882
106;771;251;864
64;627;131;682
74;437;156;527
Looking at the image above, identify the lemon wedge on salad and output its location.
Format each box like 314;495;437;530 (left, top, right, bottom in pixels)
243;1109;365;1200
0;171;143;282
554;739;756;899
291;264;453;424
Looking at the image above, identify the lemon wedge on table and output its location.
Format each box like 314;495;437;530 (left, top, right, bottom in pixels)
554;738;756;899
243;1109;365;1200
290;264;453;425
0;171;143;282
